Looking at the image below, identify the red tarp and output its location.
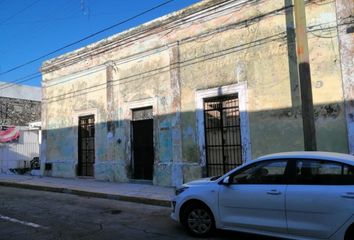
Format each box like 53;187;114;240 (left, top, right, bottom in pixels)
0;126;20;143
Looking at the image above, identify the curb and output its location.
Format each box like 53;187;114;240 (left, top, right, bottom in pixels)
0;181;171;207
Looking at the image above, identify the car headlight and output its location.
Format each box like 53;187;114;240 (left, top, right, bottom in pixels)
175;186;189;196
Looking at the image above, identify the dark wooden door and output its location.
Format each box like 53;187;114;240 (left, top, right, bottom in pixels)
78;115;95;177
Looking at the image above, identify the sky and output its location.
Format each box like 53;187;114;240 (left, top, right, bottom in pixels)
0;0;200;88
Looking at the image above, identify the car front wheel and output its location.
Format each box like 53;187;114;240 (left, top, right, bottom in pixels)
345;224;354;240
182;203;215;237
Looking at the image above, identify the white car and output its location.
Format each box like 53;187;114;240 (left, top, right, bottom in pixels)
171;152;354;240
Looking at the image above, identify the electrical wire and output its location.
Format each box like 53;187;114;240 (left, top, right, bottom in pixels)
0;72;41;90
0;0;176;76
0;11;350;93
1;0;78;60
0;0;351;92
0;0;41;26
1;0;259;88
39;19;352;103
42;1;293;73
311;0;334;6
2;0;260;80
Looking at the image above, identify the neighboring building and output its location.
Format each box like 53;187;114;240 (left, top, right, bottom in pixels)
0;82;41;173
41;0;353;186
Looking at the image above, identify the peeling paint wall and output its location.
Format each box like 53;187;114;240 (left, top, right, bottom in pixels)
335;0;354;154
41;0;350;186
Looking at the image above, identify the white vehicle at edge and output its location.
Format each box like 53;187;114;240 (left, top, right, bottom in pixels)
171;152;354;240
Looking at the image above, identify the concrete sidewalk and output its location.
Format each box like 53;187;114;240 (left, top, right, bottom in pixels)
0;174;174;207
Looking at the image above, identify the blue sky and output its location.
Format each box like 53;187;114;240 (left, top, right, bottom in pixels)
0;0;199;87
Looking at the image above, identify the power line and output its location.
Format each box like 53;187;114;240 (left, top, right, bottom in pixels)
34;28;326;103
41;0;259;72
0;72;41;90
0;0;349;92
0;0;41;26
0;0;77;62
0;0;254;79
39;22;348;103
0;0;275;90
40;0;276;73
0;0;175;76
0;15;349;93
0;0;240;88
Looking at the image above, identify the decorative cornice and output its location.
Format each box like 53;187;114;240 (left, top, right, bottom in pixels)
40;0;242;73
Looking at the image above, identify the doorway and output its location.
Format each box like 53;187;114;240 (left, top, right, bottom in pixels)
131;107;154;180
203;94;243;176
78;115;95;177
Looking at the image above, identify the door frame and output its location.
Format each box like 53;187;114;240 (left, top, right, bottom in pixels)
78;114;95;177
124;98;157;179
73;108;98;177
195;83;251;172
131;115;154;180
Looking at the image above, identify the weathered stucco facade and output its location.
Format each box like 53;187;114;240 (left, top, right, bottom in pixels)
41;0;353;186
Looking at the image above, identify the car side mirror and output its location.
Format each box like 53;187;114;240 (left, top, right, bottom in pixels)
222;176;231;185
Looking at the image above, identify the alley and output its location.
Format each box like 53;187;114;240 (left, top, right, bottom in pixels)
0;186;277;240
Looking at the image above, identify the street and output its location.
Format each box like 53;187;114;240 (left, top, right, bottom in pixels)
0;186;276;240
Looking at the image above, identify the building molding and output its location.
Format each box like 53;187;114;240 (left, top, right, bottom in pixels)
195;82;251;169
73;108;98;125
125;98;156;112
41;0;251;72
44;64;107;88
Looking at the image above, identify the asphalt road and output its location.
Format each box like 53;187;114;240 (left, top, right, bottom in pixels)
0;186;276;240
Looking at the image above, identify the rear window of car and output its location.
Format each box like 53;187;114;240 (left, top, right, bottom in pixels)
295;160;354;185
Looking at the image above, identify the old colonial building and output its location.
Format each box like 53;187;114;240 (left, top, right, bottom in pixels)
41;0;353;186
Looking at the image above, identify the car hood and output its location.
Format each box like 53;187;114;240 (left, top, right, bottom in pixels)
184;177;216;186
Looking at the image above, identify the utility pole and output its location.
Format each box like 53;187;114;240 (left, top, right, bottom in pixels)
294;0;317;151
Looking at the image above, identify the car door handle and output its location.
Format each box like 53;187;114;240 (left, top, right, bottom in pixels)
267;190;282;195
341;192;354;199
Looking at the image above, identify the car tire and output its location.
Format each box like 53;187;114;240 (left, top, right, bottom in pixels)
345;224;354;240
182;203;215;237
